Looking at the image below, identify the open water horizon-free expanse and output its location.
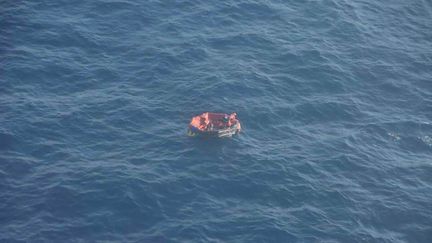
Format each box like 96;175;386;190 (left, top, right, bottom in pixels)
1;0;431;242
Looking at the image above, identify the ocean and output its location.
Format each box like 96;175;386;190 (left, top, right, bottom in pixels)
1;0;431;242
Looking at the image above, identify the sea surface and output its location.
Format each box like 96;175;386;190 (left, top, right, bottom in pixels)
1;0;432;242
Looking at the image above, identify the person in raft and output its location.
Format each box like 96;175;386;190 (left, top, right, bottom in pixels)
223;115;229;126
223;113;237;128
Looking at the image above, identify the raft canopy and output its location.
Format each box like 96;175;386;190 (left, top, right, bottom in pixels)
188;112;241;137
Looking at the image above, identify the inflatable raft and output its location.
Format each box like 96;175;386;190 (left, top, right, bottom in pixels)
187;112;241;137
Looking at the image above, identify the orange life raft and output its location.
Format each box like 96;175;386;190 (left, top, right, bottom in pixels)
187;112;241;137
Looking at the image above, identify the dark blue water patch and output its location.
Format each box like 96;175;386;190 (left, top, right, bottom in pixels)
0;131;15;150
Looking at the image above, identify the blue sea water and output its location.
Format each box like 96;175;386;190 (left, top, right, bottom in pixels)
1;0;432;242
